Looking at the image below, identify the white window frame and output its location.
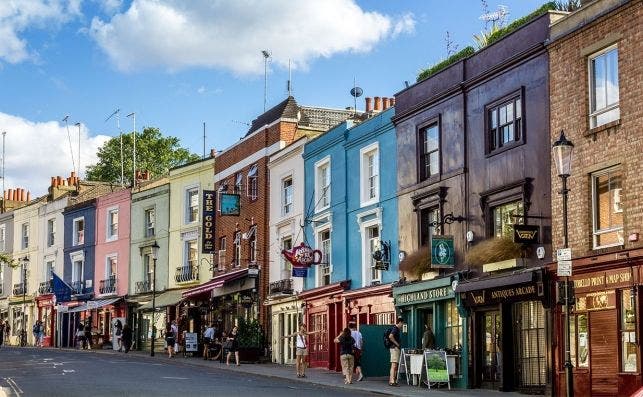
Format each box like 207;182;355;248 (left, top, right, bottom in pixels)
280;235;293;279
106;207;119;241
588;44;620;128
45;259;55;281
247;164;258;199
73;217;85;246
185;186;199;224
233;232;241;267
105;254;117;279
47;218;56;247
21;223;29;249
316;227;332;287
184;239;198;269
0;224;6;252
282;176;294;216
591;166;624;249
315;156;331;213
234;172;243;195
70;251;85;284
357;209;383;287
360;142;380;207
143;253;152;284
144;207;155;238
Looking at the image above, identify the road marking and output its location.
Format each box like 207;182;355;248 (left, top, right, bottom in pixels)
5;378;22;395
62;370;75;373
161;377;188;380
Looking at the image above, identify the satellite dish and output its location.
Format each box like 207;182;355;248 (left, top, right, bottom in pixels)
350;87;363;98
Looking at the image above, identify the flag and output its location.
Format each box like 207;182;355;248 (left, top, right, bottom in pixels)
52;272;73;303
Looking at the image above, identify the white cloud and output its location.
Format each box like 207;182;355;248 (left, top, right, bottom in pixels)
0;112;109;196
0;0;81;64
97;0;123;15
197;86;206;94
89;0;415;74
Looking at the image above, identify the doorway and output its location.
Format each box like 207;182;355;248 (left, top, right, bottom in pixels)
418;307;434;349
480;310;502;389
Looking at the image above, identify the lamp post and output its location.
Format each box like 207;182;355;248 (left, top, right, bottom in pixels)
150;241;160;357
553;130;574;397
21;256;29;347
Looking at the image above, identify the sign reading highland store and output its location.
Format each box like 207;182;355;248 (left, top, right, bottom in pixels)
430;235;455;268
202;190;216;253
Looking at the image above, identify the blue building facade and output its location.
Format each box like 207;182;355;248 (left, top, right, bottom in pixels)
62;199;97;298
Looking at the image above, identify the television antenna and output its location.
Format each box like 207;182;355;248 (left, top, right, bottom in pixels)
62;115;76;175
262;50;271;111
105;108;124;186
479;4;509;28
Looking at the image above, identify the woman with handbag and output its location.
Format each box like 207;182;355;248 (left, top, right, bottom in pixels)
225;326;240;366
334;328;356;384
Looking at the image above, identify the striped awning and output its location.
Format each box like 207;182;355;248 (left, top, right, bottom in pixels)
66;297;121;313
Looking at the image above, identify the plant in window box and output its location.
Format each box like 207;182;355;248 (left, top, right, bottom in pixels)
236;317;264;363
399;246;430;279
464;237;524;268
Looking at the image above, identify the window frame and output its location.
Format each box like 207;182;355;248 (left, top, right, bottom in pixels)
218;236;226;271
282;176;294;216
73;217;85;246
491;200;524;239
185;186;199;224
247;164;258;200
591;166;624;249
620;289;638;372
233;232;241;268
47;218;56;247
588;44;620;129
144;207;155;238
234;172;243;195
21;223;29;249
314;157;331;213
280;236;293;277
417;118;441;182
365;223;381;285
105;254;117;279
485;89;525;156
106;207;119;241
360;142;380;207
317;228;332;287
0;224;6;252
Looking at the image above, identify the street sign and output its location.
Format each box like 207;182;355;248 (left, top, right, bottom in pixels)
557;260;572;277
556;248;572;261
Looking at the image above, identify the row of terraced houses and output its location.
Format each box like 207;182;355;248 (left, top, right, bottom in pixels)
0;1;640;395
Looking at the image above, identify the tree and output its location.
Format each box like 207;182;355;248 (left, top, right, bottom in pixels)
86;127;201;183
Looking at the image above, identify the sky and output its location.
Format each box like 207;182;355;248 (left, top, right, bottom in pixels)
0;0;544;196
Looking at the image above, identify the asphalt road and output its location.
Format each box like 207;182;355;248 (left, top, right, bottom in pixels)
0;347;375;397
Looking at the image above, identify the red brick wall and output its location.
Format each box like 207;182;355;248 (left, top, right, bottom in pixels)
549;2;642;258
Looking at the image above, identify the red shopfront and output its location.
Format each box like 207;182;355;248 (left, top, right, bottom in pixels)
343;284;395;326
552;248;643;397
299;281;349;371
36;295;56;347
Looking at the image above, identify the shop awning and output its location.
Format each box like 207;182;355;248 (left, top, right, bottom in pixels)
138;289;186;311
454;270;536;293
182;268;249;299
66;297;121;313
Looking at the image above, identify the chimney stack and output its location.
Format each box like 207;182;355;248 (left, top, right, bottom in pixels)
26;191;31;202
382;97;390;110
210;148;216;158
374;96;382;111
365;97;373;113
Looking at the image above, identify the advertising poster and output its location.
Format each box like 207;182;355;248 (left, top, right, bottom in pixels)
424;350;450;383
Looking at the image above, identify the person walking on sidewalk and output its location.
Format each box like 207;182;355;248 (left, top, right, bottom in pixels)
283;324;320;378
349;322;364;381
226;326;240;366
121;323;132;353
388;317;404;387
83;320;93;350
203;323;215;360
165;322;177;358
335;327;356;384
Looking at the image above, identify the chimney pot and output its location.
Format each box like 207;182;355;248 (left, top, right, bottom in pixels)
26;192;30;202
57;176;62;186
390;97;396;107
382;97;390;109
71;171;76;178
365;97;373;113
210;148;216;158
374;96;382;111
7;189;11;201
19;188;24;201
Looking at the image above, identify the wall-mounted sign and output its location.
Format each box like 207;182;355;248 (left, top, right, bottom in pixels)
575;290;616;311
220;193;240;216
282;243;322;268
396;287;453;306
292;267;308;278
573;270;633;292
513;225;539;244
431;235;454;268
202;190;216;253
462;282;541;306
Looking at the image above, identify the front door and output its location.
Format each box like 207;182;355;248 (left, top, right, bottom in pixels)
481;310;502;389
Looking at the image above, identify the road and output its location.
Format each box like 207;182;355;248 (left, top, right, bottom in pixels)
0;347;374;397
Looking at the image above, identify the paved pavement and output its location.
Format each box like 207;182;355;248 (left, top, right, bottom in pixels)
0;346;525;397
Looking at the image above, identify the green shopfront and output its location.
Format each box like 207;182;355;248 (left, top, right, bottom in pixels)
393;275;468;388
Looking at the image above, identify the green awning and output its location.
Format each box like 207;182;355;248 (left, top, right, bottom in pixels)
137;289;187;311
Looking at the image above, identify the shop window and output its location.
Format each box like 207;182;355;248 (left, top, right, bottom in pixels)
73;217;85;245
514;301;546;387
486;92;523;154
568;313;589;368
186;188;199;223
445;300;463;350
47;218;55;247
621;289;637;372
419;207;440;246
592;166;624;249
492;201;523;239
318;229;331;287
589;45;619;128
418;121;440;181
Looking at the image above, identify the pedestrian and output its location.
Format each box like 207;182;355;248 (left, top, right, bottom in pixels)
165;322;176;358
334;327;355;384
387;317;404;387
37;321;45;347
283;324;320;378
349;321;364;381
219;330;228;363
75;325;85;349
0;321;5;348
114;319;123;352
121;324;133;353
32;321;40;347
225;325;240;366
422;324;435;350
3;321;10;346
203;323;215;360
83;320;93;349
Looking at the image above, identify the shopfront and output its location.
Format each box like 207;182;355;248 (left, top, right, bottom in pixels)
36;295;55;347
553;260;642;397
456;268;550;394
137;289;185;352
268;296;303;365
393;275;467;388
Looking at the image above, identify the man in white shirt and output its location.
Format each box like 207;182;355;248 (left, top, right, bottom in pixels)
203;323;215;360
349;322;364;381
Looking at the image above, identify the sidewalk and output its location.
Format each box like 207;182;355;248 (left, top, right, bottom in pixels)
59;347;523;397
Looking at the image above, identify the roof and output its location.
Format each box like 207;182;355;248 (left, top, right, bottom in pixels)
245;96;301;136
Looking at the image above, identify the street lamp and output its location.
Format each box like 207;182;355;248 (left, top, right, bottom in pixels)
20;256;29;347
150;241;159;357
553;130;574;397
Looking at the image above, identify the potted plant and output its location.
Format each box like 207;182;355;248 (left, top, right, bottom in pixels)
236;317;264;363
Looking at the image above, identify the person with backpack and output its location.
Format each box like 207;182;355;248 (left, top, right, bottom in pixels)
349;321;364;381
334;327;356;384
386;317;404;387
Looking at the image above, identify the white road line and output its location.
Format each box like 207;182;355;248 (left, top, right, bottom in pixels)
161;377;188;380
5;378;22;395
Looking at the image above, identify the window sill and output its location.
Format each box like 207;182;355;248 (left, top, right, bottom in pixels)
485;140;525;158
586;119;620;137
360;198;378;208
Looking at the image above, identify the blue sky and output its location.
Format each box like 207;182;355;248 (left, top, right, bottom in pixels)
0;0;543;195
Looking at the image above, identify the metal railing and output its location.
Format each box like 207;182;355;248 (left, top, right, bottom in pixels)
99;276;117;294
269;278;293;295
135;280;151;294
174;265;199;283
38;280;53;295
13;282;26;296
71;280;85;294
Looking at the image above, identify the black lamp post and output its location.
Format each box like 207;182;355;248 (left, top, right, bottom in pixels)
20;256;29;347
150;241;160;357
553;130;574;397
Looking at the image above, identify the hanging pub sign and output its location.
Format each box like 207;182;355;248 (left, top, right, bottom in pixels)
513;225;539;244
283;243;322;278
430;235;455;268
220;193;240;216
202;190;216;253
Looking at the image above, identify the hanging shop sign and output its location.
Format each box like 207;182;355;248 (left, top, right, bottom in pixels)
202;190;216;254
220;193;240;216
282;243;322;268
513;225;539;244
462;282;542;306
430;235;455;268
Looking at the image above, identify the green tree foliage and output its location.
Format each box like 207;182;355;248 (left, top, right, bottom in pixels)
86;127;200;183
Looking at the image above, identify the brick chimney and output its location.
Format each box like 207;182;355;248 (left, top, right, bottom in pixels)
374;96;382;111
365;97;373;113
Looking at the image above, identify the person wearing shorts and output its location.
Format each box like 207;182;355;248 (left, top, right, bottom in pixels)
388;317;404;386
284;324;320;378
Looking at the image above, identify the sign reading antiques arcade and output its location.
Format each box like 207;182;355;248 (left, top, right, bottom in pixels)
430;235;455;268
202;190;216;254
463;283;541;306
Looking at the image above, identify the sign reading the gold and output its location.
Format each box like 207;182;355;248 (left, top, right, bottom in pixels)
464;283;539;306
396;286;453;305
202;190;216;254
